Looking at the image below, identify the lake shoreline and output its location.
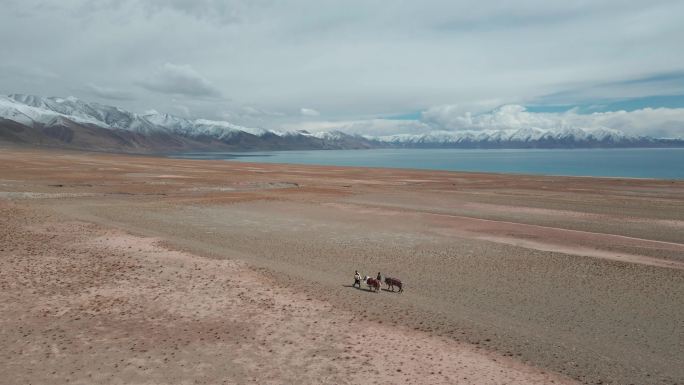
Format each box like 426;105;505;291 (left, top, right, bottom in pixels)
169;147;684;180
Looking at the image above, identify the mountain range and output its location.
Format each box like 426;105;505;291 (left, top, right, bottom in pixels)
1;94;682;153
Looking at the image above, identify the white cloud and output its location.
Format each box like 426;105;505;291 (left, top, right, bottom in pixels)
1;0;684;134
138;63;222;98
172;104;191;117
283;119;430;136
420;104;684;138
237;106;284;118
216;105;286;128
140;0;256;24
84;83;134;101
423;104;554;131
300;108;320;117
566;108;684;138
0;64;58;80
285;105;684;138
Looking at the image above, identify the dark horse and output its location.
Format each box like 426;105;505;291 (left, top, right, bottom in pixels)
384;277;403;293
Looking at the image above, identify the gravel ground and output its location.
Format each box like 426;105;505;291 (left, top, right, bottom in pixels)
1;147;683;385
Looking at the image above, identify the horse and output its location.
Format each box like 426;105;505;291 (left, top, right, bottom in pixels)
364;276;381;292
384;277;403;293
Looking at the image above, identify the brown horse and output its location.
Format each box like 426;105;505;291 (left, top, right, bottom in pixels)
384;277;403;293
364;276;381;292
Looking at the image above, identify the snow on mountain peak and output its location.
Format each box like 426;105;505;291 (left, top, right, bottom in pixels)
0;93;648;148
192;119;268;137
1;94;273;139
374;125;632;145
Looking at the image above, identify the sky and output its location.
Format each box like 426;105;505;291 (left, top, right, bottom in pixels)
1;0;684;138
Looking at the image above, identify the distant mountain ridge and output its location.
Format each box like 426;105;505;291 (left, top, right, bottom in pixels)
1;94;682;153
0;94;372;152
374;126;680;149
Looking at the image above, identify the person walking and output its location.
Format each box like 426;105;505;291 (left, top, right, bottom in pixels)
353;270;361;288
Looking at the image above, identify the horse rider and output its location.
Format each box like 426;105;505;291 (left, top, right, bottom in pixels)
376;272;382;283
353;270;361;288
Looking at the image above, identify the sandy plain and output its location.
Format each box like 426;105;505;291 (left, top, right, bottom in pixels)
0;147;683;385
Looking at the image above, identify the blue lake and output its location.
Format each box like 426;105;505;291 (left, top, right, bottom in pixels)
171;148;684;179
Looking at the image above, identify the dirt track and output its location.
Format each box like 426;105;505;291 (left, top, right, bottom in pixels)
1;147;683;384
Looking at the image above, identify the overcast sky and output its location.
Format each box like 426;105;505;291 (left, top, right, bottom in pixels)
2;0;684;137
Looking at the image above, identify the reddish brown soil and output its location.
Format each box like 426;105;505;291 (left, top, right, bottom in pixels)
1;147;682;384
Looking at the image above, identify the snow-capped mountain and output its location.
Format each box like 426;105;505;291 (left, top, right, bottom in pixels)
0;94;376;152
377;126;638;147
1;94;681;152
2;94;265;138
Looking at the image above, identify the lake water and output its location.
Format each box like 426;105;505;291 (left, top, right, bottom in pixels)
171;148;684;179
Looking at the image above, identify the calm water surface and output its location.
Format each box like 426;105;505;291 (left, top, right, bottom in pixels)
171;148;684;179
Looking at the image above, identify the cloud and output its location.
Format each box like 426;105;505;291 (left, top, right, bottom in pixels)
1;0;684;133
216;105;285;126
172;104;191;117
538;71;684;105
83;83;135;101
140;0;257;24
419;104;683;137
422;104;553;131
0;64;58;80
282;119;430;137
138;63;222;98
570;108;684;138
246;106;282;116
285;105;684;139
300;108;320;117
430;104;684;138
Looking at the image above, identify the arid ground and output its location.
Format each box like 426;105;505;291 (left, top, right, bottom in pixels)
1;147;683;385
